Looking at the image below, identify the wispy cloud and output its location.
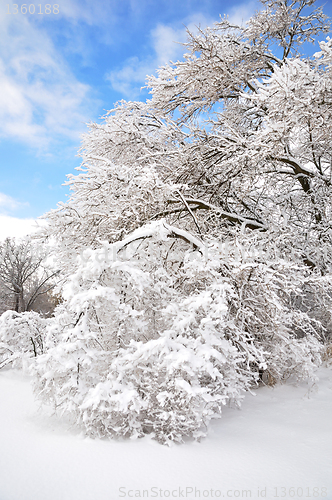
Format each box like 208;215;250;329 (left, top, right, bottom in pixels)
227;1;257;26
105;2;257;101
57;0;116;26
0;192;29;214
106;24;186;99
106;13;216;99
0;2;99;150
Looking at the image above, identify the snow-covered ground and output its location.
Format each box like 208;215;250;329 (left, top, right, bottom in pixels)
0;367;331;500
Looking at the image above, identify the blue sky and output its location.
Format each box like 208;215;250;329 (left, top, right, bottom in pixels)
0;0;331;238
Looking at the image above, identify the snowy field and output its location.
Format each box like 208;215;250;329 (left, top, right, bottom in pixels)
0;367;331;500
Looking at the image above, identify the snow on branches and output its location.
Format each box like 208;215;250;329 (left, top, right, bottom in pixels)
32;221;325;443
0;310;48;370
23;0;332;443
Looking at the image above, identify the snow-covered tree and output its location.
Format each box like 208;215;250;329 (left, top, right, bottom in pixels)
0;310;48;370
32;221;324;443
145;1;332;271
33;0;332;443
0;238;59;315
43;1;332;269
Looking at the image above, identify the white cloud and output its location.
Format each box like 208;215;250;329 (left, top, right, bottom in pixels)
106;13;216;99
107;56;152;99
151;24;187;66
107;23;187;100
105;5;261;101
0;3;98;149
0;193;29;214
0;215;44;241
227;1;258;26
57;0;115;26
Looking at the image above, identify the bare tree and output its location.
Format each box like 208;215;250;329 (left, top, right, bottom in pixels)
0;238;59;316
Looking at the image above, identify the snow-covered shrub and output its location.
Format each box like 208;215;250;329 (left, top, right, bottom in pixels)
0;310;48;370
32;222;324;443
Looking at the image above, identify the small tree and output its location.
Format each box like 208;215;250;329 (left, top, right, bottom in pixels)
0;310;48;370
0;237;59;316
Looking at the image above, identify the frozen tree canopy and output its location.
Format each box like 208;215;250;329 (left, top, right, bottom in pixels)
2;0;332;444
44;0;332;274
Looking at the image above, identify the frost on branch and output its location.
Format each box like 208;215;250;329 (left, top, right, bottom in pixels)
32;222;324;443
